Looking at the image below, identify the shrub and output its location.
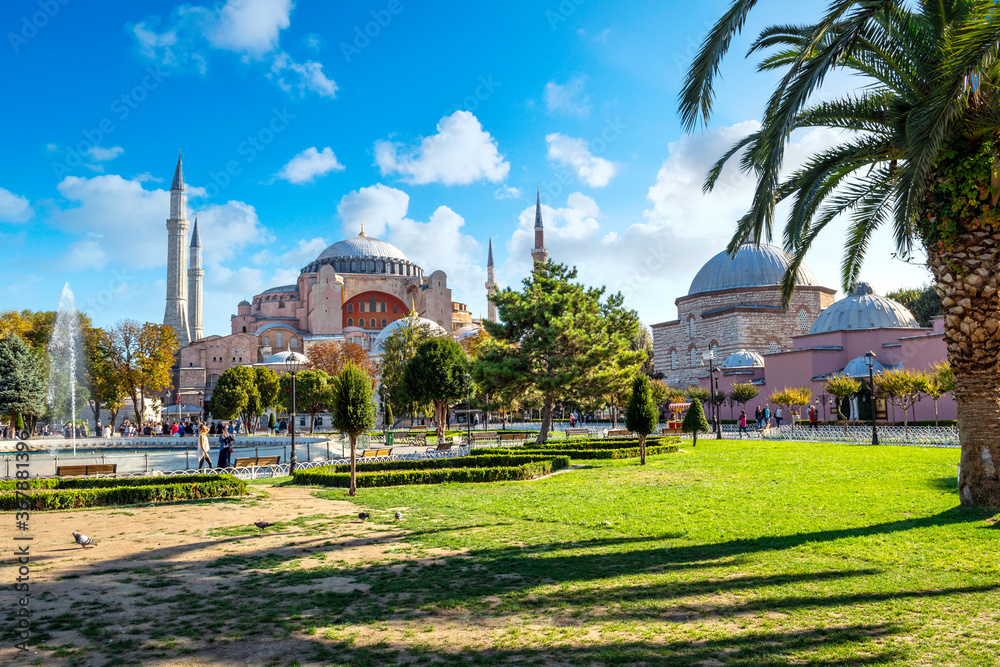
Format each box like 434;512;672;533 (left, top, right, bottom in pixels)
1;475;247;511
293;455;569;488
0;474;233;492
473;445;679;460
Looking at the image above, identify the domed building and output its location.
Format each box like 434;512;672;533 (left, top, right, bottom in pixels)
651;243;836;386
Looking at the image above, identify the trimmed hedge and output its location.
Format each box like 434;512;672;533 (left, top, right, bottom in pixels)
0;474;231;492
321;454;558;473
293;455;569;488
517;436;678;451
1;475;247;511
475;444;679;460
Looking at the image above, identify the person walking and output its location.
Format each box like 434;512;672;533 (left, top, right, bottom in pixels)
763;404;771;430
197;423;213;469
738;410;749;438
754;406;763;430
809;404;819;430
774;406;783;428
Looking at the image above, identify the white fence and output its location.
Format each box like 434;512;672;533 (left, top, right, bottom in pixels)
720;424;959;447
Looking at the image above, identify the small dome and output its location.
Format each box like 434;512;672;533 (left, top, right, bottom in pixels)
262;350;310;366
840;354;892;378
688;243;819;296
238;299;251;306
370;316;447;357
809;283;919;334
721;349;765;369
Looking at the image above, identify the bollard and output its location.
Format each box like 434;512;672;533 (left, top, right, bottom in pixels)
306;442;311;462
255;446;259;458
145;453;148;473
326;440;330;460
186;449;190;470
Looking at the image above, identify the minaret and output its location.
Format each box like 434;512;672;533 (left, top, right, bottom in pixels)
163;152;191;346
485;236;498;323
187;214;204;341
531;187;548;270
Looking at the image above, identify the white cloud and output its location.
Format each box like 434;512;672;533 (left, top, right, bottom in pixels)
335;184;485;310
52;174;271;270
545;133;617;187
207;0;291;56
254;237;328;267
276;146;345;184
375;111;510;185
0;187;33;223
494;185;521;200
130;0;336;98
544;75;591;116
88;146;124;161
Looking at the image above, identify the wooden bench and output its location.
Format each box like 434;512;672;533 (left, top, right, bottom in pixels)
470;431;499;442
361;448;393;458
498;432;527;442
56;464;117;477
565;428;590;437
426;442;456;453
606;429;633;438
234;456;281;468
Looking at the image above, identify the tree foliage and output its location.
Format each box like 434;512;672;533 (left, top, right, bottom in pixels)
768;387;813;429
625;374;659;465
681;398;711;447
378;313;442;421
873;369;923;436
730;382;759;408
0;333;46;432
824;374;862;430
403;338;469;443
210;366;258;426
477;261;643;445
308;340;375;379
686;385;709;402
103;320;177;427
279;369;332;434
885;285;942;328
330;363;377;497
82;327;126;428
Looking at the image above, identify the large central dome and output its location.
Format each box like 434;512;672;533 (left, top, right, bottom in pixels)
688;243;819;296
301;231;422;276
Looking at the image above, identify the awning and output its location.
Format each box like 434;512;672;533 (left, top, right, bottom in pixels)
668;402;691;412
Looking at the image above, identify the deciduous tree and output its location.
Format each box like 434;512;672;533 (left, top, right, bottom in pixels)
330;363;376;496
279;369;332;433
824;374;862;431
404;338;469;444
874;369;923;437
309;340;375;379
104;320;177;427
768;387;813;430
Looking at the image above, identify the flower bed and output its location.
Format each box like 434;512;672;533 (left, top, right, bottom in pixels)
1;474;247;511
292;454;570;488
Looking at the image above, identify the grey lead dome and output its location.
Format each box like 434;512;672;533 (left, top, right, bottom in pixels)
808;282;920;334
688;243;819;296
316;235;410;262
301;232;422;276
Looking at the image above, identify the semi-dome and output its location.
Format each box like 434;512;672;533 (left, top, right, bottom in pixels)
300;231;422;276
721;349;765;369
808;282;919;334
688;243;819;296
261;350;310;366
370;316;447;357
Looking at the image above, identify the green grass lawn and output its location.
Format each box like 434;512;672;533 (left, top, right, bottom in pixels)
308;439;999;665
17;439;1000;666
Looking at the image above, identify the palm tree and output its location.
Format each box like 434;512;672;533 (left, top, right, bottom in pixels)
680;0;1000;506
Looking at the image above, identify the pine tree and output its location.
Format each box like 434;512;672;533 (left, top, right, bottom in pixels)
0;333;46;434
330;363;376;497
681;398;711;447
624;374;659;465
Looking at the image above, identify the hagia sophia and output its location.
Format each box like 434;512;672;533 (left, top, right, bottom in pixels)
161;155;955;423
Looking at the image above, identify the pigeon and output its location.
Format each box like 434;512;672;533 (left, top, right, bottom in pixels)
72;532;97;548
394;511;402;521
253;521;275;529
358;512;370;521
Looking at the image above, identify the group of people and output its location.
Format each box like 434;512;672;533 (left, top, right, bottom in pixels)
737;402;822;437
197;421;236;469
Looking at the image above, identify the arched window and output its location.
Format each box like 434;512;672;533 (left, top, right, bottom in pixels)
769;341;778;354
242;326;247;333
379;261;385;272
347;304;353;313
261;336;270;346
370;296;377;312
381;318;387;327
351;261;358;272
393;305;398;314
688;318;695;338
368;261;375;272
276;332;284;347
347;318;353;327
359;300;366;312
690;347;697;366
669;349;677;370
290;338;298;349
380;300;386;312
798;309;808;331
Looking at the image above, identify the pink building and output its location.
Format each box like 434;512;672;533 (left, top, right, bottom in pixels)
700;283;955;423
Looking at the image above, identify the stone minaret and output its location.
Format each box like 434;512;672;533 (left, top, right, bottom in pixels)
531;187;548;270
187;214;204;341
485;236;498;323
163;153;191;346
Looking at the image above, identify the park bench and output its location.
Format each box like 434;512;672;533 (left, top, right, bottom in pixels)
56;464;117;477
565;428;590;437
426;442;456;453
606;429;633;438
470;431;499;442
361;448;393;459
498;432;527;442
234;456;280;468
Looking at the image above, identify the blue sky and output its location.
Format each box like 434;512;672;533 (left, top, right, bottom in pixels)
0;0;932;334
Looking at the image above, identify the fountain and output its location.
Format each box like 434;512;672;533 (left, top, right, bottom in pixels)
48;284;85;455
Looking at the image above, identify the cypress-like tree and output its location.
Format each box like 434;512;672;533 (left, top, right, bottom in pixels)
330;363;376;496
0;333;46;434
624;374;659;465
681;398;711;447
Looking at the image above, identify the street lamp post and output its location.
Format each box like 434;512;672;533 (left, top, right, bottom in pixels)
463;373;471;446
703;350;722;439
864;350;880;446
284;353;305;470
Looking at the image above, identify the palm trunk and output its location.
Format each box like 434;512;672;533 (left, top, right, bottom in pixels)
349;434;357;497
929;234;1000;506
